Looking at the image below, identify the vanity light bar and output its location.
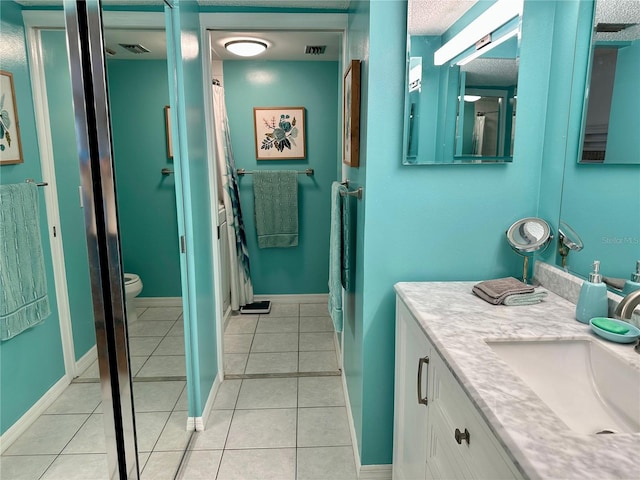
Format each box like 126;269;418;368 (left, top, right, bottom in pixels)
456;25;520;66
433;0;523;66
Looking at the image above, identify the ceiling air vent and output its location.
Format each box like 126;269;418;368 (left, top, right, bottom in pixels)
595;23;636;33
305;45;327;55
105;47;117;57
119;43;150;54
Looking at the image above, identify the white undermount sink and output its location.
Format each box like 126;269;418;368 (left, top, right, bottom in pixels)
486;339;640;435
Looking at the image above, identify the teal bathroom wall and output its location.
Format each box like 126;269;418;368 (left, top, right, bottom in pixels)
606;39;640;164
223;60;339;295
41;30;95;362
343;0;370;460
165;0;217;416
106;58;182;298
0;1;65;434
557;0;640;281
532;0;585;259
344;0;586;466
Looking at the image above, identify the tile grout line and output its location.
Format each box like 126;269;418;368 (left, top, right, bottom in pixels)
35;412;93;479
212;378;242;480
138;310;184;379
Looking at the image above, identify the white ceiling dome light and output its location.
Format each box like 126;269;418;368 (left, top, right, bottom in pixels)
225;40;268;57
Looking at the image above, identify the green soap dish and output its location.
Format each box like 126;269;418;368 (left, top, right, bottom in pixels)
591;317;630;335
589;317;640;344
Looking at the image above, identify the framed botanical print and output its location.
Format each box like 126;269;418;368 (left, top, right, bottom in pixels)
254;106;306;160
343;60;361;167
0;71;24;165
164;105;173;159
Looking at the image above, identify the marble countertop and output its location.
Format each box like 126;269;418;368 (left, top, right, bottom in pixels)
394;281;640;480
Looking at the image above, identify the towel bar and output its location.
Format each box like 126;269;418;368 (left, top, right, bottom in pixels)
341;187;363;200
25;179;48;187
237;168;314;176
161;168;174;176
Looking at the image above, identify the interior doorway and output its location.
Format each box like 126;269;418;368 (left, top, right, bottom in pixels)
207;28;344;379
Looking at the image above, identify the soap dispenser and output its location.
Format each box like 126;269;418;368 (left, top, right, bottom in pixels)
622;260;640;295
576;260;608;324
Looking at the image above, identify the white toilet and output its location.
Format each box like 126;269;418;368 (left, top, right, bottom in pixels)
124;273;143;323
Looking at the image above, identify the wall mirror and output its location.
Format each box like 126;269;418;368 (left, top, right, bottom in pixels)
454;37;518;159
557;0;640;287
578;0;640;164
403;0;522;165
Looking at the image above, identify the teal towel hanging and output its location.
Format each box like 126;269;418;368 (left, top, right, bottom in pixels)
252;170;299;248
328;181;347;332
0;183;51;340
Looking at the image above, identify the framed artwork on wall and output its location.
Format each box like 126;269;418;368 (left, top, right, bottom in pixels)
0;71;24;165
164;105;173;159
254;106;306;160
343;59;361;168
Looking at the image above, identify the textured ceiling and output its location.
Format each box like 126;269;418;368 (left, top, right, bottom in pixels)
15;0;349;8
462;58;519;86
594;0;640;41
408;0;477;35
198;0;350;8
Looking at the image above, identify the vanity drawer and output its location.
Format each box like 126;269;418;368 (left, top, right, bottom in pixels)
430;353;522;479
426;408;472;480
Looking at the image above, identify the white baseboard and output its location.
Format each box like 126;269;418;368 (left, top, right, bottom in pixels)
74;345;97;378
223;306;232;332
0;375;69;453
359;465;393;480
341;374;392;480
342;372;362;475
186;417;196;430
196;372;222;432
253;293;328;304
191;373;221;432
136;297;182;308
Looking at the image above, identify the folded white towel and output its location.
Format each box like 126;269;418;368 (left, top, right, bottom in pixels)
502;291;548;306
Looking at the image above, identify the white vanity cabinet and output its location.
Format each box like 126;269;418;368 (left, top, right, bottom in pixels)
393;299;522;480
393;301;432;480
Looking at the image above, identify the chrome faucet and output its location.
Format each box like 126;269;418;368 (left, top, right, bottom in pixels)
613;289;640;353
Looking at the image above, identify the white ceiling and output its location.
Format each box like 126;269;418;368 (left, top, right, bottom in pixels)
198;0;349;8
408;0;478;35
15;0;349;7
104;29;167;60
595;0;640;41
462;58;519;86
209;30;341;61
16;0;639;62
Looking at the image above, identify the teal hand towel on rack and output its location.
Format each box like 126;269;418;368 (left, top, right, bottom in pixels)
328;182;347;332
253;170;299;248
0;183;51;340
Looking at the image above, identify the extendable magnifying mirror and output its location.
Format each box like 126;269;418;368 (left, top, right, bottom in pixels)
558;221;584;269
506;217;553;284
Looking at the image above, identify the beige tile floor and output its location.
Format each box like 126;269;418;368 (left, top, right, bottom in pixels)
77;306;186;381
175;376;357;480
0;378;356;479
1;303;350;479
0;380;188;480
223;303;340;378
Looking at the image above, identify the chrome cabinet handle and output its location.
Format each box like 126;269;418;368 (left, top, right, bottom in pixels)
417;356;429;406
455;428;470;445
